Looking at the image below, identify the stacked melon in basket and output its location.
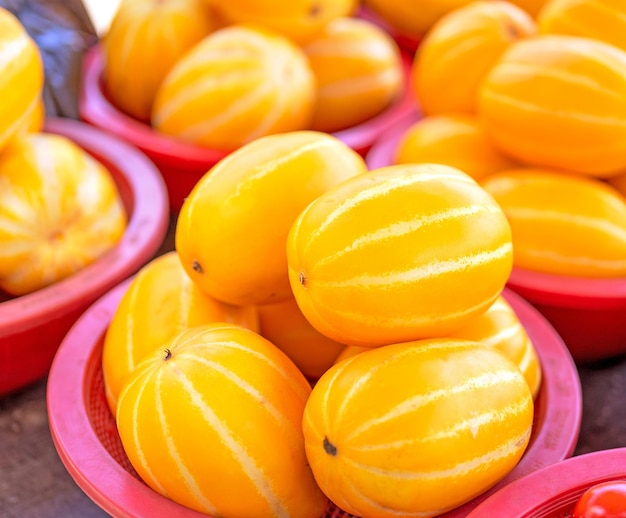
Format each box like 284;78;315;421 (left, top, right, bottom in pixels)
95;1;553;510
0;7;127;299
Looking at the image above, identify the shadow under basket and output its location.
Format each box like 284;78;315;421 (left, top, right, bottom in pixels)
79;44;418;214
47;279;582;518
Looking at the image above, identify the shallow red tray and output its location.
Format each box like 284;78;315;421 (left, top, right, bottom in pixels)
366;115;626;364
0;117;169;397
466;447;626;517
79;44;417;214
46;278;581;518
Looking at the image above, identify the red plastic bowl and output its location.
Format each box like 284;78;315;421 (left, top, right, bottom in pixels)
46;279;581;518
366;115;626;365
0;117;169;397
79;44;417;214
466;448;626;517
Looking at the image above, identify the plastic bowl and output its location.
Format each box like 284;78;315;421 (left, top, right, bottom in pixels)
366;115;626;365
47;278;582;518
0;117;169;397
466;448;626;517
79;44;417;214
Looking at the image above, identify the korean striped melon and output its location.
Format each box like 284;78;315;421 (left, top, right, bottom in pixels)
0;7;44;153
301;16;404;133
102;251;259;414
481;168;626;277
102;0;213;122
0;133;127;296
478;34;626;177
412;0;536;115
303;337;534;518
393;114;518;181
116;323;327;518
286;163;513;347
208;0;358;44
448;295;542;397
257;295;345;380
538;0;626;52
334;295;542;398
175;130;367;307
151;25;317;151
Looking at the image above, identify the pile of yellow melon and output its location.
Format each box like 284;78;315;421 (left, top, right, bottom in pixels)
102;124;542;517
390;0;626;279
100;0;405;150
0;8;127;297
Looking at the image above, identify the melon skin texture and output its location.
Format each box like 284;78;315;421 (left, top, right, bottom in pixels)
303;338;534;518
116;323;328;518
286;163;513;347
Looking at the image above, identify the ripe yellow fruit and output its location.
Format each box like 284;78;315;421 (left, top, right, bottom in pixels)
0;7;44;152
257;295;345;380
393;114;518;181
478;34;626;177
481;168;626;277
102;251;259;414
412;0;536;115
538;0;626;52
448;295;542;398
102;0;213;122
175;130;367;307
152;25;317;151
303;338;534;517
363;0;473;39
301;16;404;133
0;133;127;296
334;295;542;398
116;323;328;517
287;163;513;347
209;0;358;43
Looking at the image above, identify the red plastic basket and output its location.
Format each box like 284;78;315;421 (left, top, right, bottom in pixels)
466;448;626;517
47;278;581;518
0;117;169;397
365;114;626;364
79;44;417;214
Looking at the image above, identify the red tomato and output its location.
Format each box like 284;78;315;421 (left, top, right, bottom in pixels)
574;481;626;518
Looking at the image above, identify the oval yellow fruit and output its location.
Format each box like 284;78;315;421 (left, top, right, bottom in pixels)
0;133;127;296
478;34;626;177
0;7;44;152
175;130;367;307
287;163;513;347
116;323;327;517
303;337;534;517
102;251;259;414
481;168;626;276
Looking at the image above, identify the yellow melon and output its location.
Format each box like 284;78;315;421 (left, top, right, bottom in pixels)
0;7;44;152
257;295;345;380
481;168;626;277
301;16;404;133
393;114;518;181
286;163;513;347
303;337;534;517
209;0;358;43
412;0;536;115
102;0;213;122
116;323;328;517
448;295;542;397
152;25;317;151
102;251;259;414
175;130;367;307
478;34;626;177
538;0;626;52
0;133;127;296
